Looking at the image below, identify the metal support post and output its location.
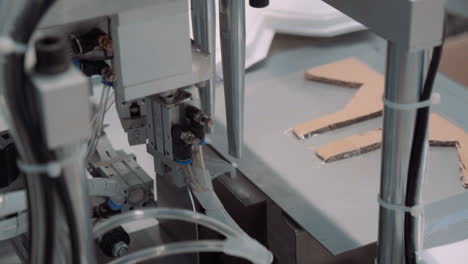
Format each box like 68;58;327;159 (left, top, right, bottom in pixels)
219;0;246;158
192;0;216;133
322;1;446;263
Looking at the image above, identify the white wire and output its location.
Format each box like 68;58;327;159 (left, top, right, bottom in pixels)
90;85;107;128
90;89;109;151
95;86;112;138
104;95;115;113
91;89;114;125
86;85;112;160
87;88;107;158
187;185;199;259
187;186;196;213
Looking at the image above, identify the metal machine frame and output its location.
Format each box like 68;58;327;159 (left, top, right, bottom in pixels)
0;0;455;263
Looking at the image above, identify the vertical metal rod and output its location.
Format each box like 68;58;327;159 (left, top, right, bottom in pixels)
219;0;246;158
378;42;426;264
191;0;216;133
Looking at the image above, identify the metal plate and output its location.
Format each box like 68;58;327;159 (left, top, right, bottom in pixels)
209;31;468;254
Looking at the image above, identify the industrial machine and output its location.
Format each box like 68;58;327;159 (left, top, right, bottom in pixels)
0;0;459;263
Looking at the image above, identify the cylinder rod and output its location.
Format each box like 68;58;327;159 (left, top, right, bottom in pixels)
192;0;216;133
219;0;246;158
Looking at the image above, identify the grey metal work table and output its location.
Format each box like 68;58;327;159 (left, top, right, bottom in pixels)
210;31;468;255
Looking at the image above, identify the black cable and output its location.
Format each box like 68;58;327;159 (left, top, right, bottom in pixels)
3;0;60;263
56;177;82;264
43;177;58;263
404;39;445;264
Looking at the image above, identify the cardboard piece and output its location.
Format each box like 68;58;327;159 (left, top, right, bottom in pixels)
315;129;382;162
294;58;384;138
429;114;468;187
440;33;468;87
298;58;468;186
316;114;468;186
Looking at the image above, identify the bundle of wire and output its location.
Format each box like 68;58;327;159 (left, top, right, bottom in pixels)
1;0;93;263
86;83;114;160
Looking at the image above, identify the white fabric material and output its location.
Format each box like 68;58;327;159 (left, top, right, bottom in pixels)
418;239;468;264
213;0;365;77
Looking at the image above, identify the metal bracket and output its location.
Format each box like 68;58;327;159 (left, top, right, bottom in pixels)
324;0;446;51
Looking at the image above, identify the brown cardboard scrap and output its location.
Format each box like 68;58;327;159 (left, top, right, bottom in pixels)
303;57;381;85
315;113;468;186
457;139;468;187
316;129;382;162
294;58;384;138
298;58;468;186
429;114;468;187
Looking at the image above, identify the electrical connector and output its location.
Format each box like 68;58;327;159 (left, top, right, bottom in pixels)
78;60;115;84
69;28;112;56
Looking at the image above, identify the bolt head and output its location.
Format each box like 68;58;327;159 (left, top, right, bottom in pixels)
112;241;129;257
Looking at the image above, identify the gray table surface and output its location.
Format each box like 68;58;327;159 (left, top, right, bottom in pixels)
209;32;468;255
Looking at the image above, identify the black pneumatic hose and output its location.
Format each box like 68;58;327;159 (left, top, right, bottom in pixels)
56;176;83;264
404;43;444;264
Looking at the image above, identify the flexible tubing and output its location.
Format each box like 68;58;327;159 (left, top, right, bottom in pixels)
93;207;238;238
106;239;269;264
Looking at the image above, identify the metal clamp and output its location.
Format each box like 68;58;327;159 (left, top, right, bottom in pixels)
378;195;424;217
17;146;86;178
383;93;440;111
0;36;27;55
